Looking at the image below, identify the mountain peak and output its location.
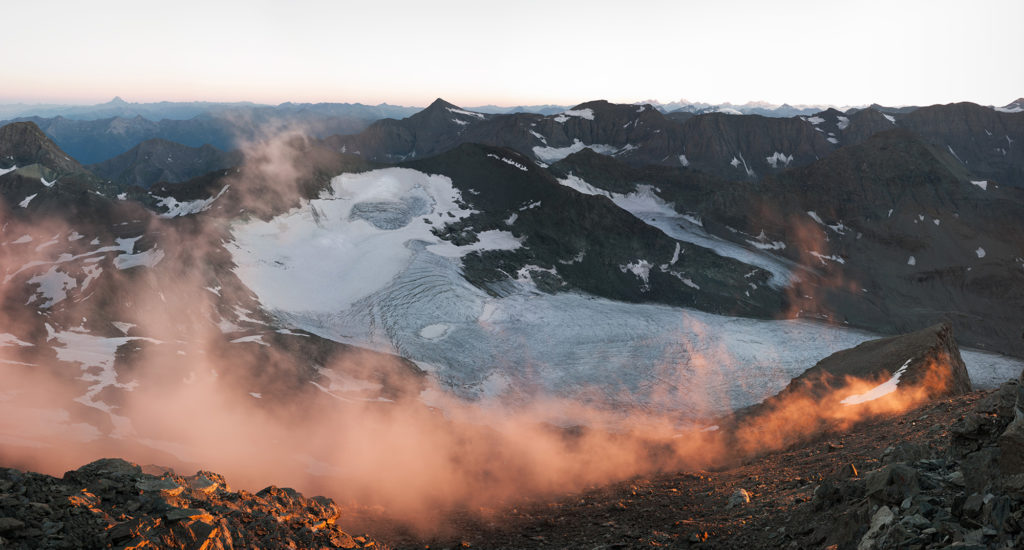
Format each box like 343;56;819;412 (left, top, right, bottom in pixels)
0;121;84;175
108;96;128;105
426;97;460;111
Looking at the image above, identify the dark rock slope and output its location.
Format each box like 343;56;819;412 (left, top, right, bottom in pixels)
88;138;242;189
557;128;1024;357
803;368;1024;549
0;122;89;177
403;143;786;318
0;458;383;549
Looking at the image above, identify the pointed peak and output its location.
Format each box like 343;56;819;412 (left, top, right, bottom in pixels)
108;96;128;105
426;98;459;111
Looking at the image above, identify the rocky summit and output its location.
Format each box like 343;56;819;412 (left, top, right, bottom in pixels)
0;458;382;550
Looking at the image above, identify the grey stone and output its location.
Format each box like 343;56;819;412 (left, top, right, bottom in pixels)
999;416;1024;474
0;517;25;532
901;513;931;530
726;488;750;508
962;493;986;518
858;505;894;550
136;477;184;495
865;463;920;504
947;470;966;487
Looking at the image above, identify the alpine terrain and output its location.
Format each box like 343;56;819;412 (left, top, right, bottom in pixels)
2;95;1024;549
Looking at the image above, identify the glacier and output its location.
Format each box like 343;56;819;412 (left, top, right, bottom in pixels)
230;168;1024;417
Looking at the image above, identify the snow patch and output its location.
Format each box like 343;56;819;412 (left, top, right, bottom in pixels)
156;185;229;218
426;229;523;258
765;151;793;169
805;116;825;125
976;247;986;258
907;256;916;266
841;359;911;405
836;116;849;130
532;139;622;163
111;322;136;335
0;334;33;347
679;154;689;167
620;260;653;291
806;211;824;225
114;247;165;270
669;243;681;265
486;153;528;171
420;324;450;340
809;251;845;265
553;108;595;122
882;113;896;124
970;180;988;191
446;107;485;119
27;267;77;308
18;194;37;208
230;334;269;346
947;145;964;163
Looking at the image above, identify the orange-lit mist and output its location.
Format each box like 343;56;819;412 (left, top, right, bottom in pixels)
773;213;862;323
0;133;958;535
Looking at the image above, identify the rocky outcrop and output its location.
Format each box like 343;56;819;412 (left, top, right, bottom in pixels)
715;323;972;458
781;322;971;401
804;367;1024;549
0;122;87;176
0;458;383;549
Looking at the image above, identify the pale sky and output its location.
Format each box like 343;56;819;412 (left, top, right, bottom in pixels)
4;0;1022;108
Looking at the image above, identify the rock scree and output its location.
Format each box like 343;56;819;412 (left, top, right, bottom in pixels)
0;458;383;549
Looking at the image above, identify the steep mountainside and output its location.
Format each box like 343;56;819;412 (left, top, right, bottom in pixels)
551;129;1024;357
403;144;784;317
88;138;242;189
0;122;88;177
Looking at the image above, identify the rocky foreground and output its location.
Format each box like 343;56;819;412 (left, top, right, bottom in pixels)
365;371;1024;549
3;322;1024;549
0;459;383;549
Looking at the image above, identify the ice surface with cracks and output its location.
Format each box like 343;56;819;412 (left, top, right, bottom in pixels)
230;168;519;313
228;171;1024;415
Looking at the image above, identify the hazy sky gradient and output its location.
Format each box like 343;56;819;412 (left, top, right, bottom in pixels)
4;0;1022;107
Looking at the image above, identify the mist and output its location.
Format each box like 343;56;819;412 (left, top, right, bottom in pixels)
0;129;964;534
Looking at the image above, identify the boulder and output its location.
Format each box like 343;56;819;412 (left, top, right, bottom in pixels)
726;488;750;508
725;323;971;445
783;322;971;402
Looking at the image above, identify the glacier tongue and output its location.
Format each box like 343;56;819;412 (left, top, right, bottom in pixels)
232;168;1024;417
